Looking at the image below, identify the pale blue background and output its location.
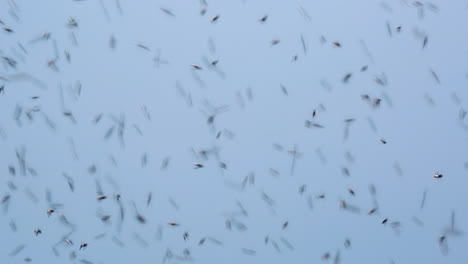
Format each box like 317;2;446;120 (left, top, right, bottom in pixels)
1;0;468;263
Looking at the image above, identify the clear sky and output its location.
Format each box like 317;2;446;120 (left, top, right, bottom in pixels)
1;0;468;263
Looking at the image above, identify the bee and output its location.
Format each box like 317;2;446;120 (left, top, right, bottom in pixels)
219;162;227;169
136;214;146;224
382;218;388;224
97;195;107;201
198;238;206;245
211;15;220;22
332;41;341;47
271;39;280;46
191;64;202;70
67;17;78;28
79;243;87;250
167;222;179;226
34;229;42;236
380;138;387;144
373;98;381;108
434;172;443;179
368;208;378;215
183;232;189;241
259;15;268;22
342;73;352;83
348;188;355;196
47;209;55;217
344;239;351;248
194;163;204;169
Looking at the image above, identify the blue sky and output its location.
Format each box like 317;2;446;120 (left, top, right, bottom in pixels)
1;0;468;263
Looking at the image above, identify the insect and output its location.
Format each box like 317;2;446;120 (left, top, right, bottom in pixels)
211;15;220;22
382;218;388;224
47;209;55;216
434;173;443;178
34;229;42;236
79;243;88;250
344;239;351;248
194;163;204;169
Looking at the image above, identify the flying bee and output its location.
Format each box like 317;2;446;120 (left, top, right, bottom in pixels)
259;15;268;22
211;15;220;22
34;229;42;236
47;209;55;217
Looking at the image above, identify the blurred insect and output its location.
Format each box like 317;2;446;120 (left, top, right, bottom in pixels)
422;36;428;49
34;229;42;236
79;243;87;250
332;41;341;47
342;73;352;83
211;15;220;22
160;8;175;17
434;173;443;179
259;15;268;22
47;209;54;216
439;236;448;255
271;39;280;46
344;238;351;248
